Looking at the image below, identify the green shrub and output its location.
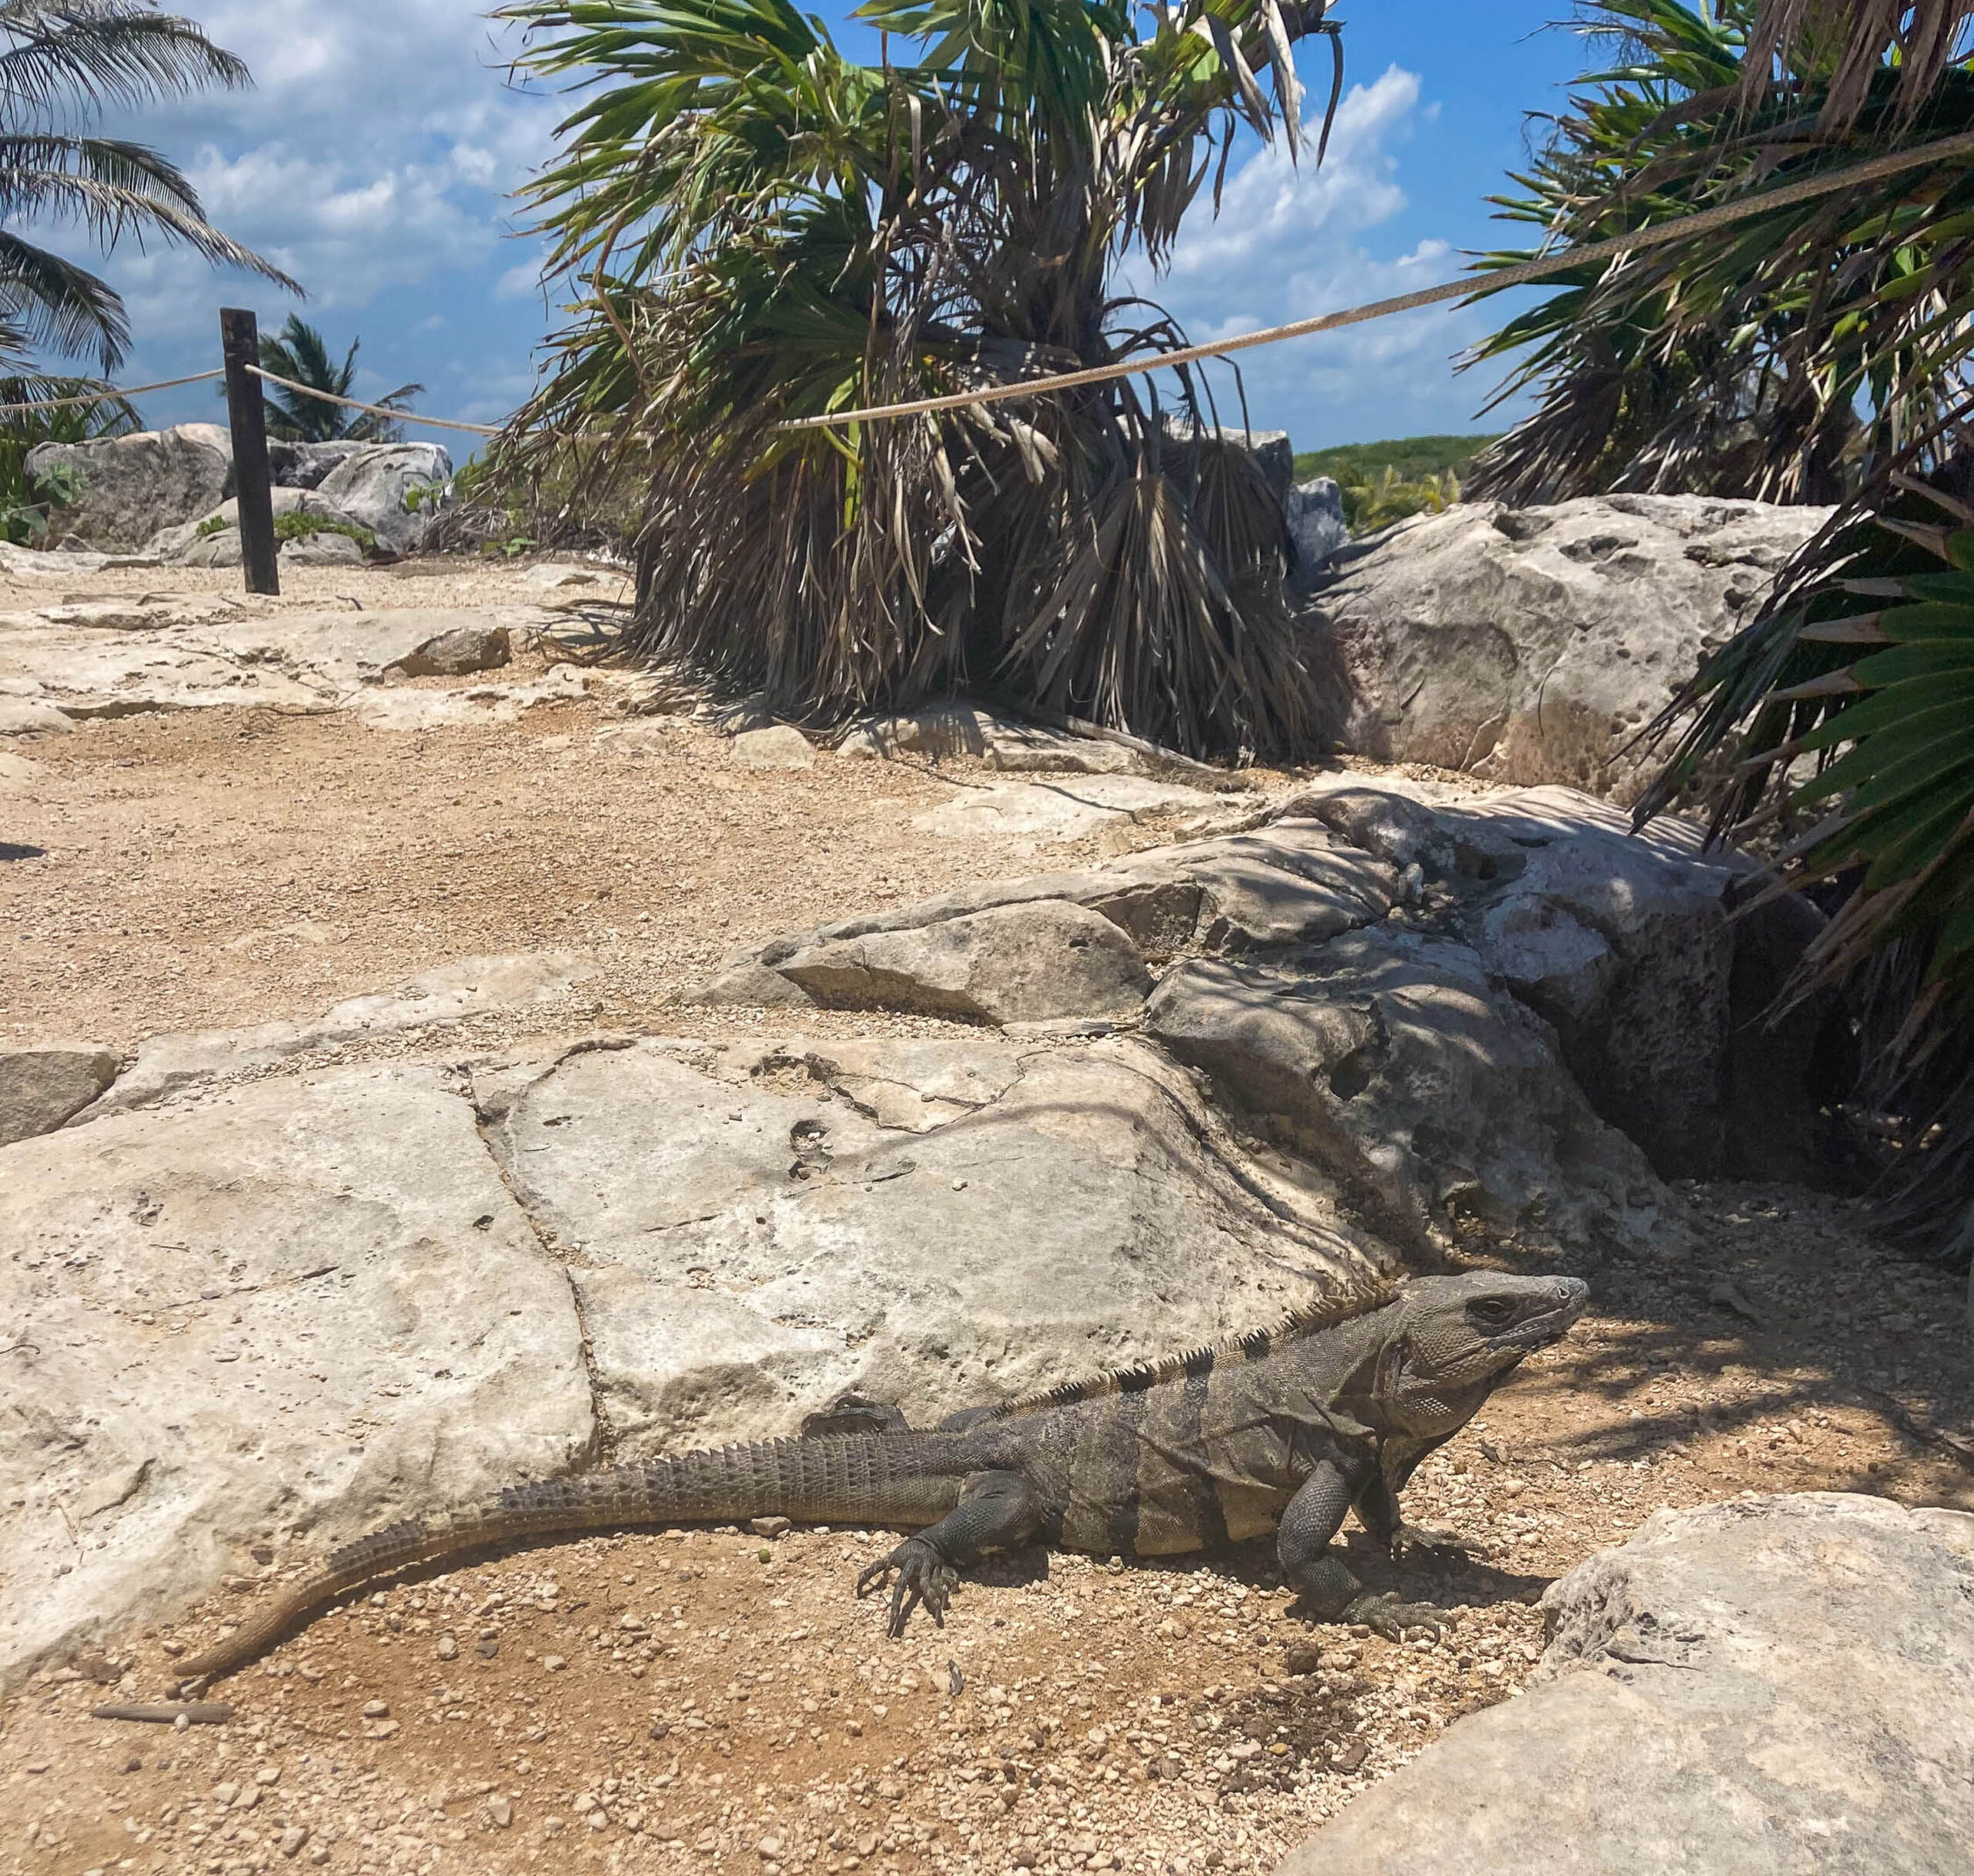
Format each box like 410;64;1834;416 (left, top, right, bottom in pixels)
274;511;376;551
194;514;230;537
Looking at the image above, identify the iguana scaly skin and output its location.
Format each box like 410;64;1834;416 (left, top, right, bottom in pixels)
172;1272;1585;1691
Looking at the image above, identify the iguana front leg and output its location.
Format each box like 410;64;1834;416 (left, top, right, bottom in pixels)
1277;1463;1449;1641
1354;1473;1468;1564
855;1470;1039;1639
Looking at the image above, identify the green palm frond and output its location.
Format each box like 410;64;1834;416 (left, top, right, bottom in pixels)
244;315;423;443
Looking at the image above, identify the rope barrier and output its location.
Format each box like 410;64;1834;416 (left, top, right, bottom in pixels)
0;369;222;416
777;126;1974;431
244;365;501;436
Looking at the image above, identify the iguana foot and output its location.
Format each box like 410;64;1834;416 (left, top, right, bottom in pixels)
1346;1591;1451;1641
1389;1521;1467;1563
854;1537;958;1638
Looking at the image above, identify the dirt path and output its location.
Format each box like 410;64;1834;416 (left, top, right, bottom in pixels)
2;560;1971;1876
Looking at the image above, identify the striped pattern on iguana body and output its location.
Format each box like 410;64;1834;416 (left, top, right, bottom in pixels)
169;1272;1585;1693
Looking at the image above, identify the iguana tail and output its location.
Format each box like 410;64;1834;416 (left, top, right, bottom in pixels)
176;1433;966;1689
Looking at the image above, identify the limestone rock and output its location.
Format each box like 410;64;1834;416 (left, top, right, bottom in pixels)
1147;822;1398;951
0;1064;596;1686
281;531;365;566
0;696;72;736
265;438;366;490
26;426;233;551
1285;476;1349;591
178;527;242;568
778;899;1152;1025
0;1045;120;1145
471;1034;1375;1453
730;725;816;770
80;952;598;1118
315;443;453;554
840;704;1143;775
1303;494;1830;800
1278;1493;1974;1876
1146;930;1662;1252
204;608;512;686
150;487;364;561
911;773;1232;844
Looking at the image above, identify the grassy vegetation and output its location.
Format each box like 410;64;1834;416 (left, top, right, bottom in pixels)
1289;433;1501;486
1289;433;1501;535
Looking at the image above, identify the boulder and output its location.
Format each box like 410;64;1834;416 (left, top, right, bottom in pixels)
177;527;241;567
0;1064;596;1686
730;724;816;770
315;443;453;554
1278;1493;1974;1876
1146;931;1663;1252
1285;475;1349;591
1302;494;1830;800
281;530;364;566
265;438;366;490
26;425;233;551
471;1033;1375;1455
150;487;365;561
0;1045;119;1145
0;696;72;736
778;898;1152;1026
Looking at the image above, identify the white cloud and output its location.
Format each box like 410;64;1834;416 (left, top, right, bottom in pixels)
1127;66;1502;442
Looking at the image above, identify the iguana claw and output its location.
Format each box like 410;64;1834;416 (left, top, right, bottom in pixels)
1389;1521;1467;1563
1346;1591;1452;1641
855;1537;958;1638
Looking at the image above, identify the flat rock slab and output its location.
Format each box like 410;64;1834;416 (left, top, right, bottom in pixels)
0;1044;120;1144
911;774;1232;843
0;1065;595;1686
778;899;1152;1025
1279;1492;1974;1876
842;704;1160;776
83;951;598;1117
473;1034;1376;1453
0;605;550;728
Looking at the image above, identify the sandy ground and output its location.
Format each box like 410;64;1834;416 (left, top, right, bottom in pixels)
2;557;1971;1876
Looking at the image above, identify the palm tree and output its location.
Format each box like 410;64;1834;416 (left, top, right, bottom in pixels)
490;0;1339;760
0;1;297;373
248;315;423;443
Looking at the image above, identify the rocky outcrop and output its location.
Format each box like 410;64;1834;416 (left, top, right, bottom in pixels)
696;776;1828;1214
1302;494;1831;801
2;1030;1375;1682
1278;1493;1974;1876
27;424;233;552
779;899;1153;1025
149;487;366;561
1146;932;1662;1252
1286;476;1348;591
0;1044;119;1144
315;442;452;554
0;604;538;728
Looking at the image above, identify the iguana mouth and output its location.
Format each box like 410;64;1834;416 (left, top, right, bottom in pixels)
1489;1277;1588;1354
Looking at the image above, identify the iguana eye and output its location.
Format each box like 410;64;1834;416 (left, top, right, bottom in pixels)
1468;1298;1515;1328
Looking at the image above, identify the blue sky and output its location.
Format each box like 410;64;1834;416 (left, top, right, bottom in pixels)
49;2;1592;456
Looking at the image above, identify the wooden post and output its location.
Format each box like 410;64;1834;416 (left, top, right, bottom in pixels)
219;307;278;596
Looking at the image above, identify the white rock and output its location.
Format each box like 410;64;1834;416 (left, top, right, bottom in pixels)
280;532;365;567
80;951;598;1118
1305;494;1830;800
473;1034;1374;1453
0;1063;595;1686
315;443;453;554
1279;1494;1974;1876
911;774;1227;844
778;899;1152;1026
0;696;72;736
730;725;815;770
26;426;232;552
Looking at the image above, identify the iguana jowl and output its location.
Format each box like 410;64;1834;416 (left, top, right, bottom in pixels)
173;1272;1585;1690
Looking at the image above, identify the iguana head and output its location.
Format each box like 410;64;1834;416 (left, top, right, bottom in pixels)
1374;1272;1588;1435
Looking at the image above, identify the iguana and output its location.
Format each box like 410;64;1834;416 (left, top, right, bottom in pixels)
168;1271;1585;1692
